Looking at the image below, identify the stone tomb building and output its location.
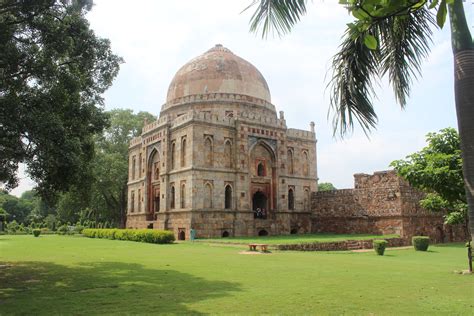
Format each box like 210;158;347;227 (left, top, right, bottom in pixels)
127;45;317;239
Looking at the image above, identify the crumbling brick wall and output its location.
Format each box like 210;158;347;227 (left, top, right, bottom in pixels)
312;170;467;242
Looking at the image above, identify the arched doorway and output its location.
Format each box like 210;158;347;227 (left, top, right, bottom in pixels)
252;191;268;219
258;229;269;236
178;229;186;241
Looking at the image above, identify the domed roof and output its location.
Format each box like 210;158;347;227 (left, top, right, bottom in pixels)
166;44;271;104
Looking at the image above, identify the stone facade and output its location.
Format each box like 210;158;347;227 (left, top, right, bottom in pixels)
127;45;317;239
312;170;467;243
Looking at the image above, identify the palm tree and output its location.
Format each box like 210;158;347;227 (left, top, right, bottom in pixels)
246;0;474;242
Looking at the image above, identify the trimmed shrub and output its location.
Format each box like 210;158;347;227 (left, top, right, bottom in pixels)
412;236;430;251
373;240;388;255
32;229;41;237
82;228;175;244
74;225;85;234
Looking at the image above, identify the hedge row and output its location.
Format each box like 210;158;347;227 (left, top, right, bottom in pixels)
82;228;175;244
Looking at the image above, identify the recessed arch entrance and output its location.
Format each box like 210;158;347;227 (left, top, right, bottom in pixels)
252;191;268;219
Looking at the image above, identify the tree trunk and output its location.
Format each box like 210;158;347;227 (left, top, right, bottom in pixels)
449;0;474;243
454;50;474;242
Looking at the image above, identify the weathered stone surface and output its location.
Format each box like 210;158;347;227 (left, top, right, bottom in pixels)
126;45;317;240
312;170;467;242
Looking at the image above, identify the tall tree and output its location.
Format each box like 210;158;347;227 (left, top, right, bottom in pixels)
247;0;474;241
56;109;156;227
0;0;122;199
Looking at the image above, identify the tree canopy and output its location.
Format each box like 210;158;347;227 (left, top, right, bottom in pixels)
391;128;468;229
56;109;156;227
318;182;337;192
0;0;122;199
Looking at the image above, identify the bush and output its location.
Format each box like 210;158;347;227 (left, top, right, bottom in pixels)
57;225;69;235
74;225;85;234
373;240;388;255
412;236;430;251
82;228;175;244
32;229;41;237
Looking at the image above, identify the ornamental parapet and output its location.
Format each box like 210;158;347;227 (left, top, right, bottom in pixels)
287;128;316;140
129;137;142;148
162;92;276;112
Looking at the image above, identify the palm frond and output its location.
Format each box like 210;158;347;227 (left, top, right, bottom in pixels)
328;27;380;137
329;8;435;137
245;0;308;38
378;8;435;107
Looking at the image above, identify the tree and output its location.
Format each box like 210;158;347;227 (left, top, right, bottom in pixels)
0;0;122;199
391;128;468;235
56;109;156;227
247;0;474;242
318;182;337;192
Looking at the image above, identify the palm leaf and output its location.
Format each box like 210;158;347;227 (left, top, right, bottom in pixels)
245;0;308;38
328;8;435;137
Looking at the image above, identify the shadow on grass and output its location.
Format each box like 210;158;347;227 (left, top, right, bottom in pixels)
0;261;240;315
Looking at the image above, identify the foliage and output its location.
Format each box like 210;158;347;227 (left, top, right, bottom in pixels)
6;220;20;233
318;182;337;191
82;228;175;244
74;225;84;234
57;224;69;235
373;239;388;255
0;0;122;198
391;128;467;227
32;229;41;237
412;236;430;251
56;109;155;227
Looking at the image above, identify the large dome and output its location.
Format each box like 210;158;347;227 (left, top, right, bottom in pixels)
166;44;271;104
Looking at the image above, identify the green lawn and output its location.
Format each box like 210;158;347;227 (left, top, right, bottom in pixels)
0;235;472;315
196;233;400;245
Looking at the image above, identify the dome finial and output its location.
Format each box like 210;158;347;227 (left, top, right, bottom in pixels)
207;44;233;54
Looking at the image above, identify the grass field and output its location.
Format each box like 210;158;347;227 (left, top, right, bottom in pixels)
0;235;473;315
196;233;400;244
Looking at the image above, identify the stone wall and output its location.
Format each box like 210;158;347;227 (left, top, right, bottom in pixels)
312;170;467;243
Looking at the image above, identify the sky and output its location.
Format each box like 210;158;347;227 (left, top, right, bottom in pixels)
10;0;474;196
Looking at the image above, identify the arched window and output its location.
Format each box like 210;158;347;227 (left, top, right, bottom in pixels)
154;163;160;180
288;188;295;210
131;155;136;180
287;149;294;174
303;151;309;176
225;185;232;209
304;189;310;211
181;137;186;167
138;152;142;178
204;183;212;208
204;137;213;167
224;140;232;168
170;186;175;209
130;191;135;213
257;162;265;176
180;184;186;208
171;142;176;170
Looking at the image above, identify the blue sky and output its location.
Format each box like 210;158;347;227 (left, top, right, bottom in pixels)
11;0;474;196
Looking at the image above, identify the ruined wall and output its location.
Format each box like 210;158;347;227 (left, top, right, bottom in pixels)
312;170;467;242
